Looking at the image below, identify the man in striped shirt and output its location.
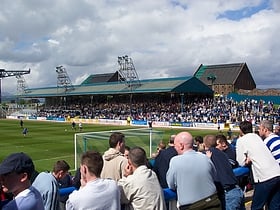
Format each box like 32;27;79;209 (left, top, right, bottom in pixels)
258;120;280;165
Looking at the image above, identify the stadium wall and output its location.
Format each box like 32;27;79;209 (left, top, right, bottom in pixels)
6;114;237;130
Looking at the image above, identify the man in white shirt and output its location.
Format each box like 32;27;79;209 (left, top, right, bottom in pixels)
236;120;280;210
66;151;120;210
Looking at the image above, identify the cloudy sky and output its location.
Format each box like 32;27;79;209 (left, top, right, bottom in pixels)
1;0;280;94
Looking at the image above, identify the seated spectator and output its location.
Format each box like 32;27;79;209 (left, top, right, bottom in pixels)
66;151;120;210
118;146;166;210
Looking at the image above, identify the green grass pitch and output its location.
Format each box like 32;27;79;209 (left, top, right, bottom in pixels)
0;119;225;173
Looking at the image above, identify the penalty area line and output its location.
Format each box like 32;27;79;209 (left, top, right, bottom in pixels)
34;155;73;162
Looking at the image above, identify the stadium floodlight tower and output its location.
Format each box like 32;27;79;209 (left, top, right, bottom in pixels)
0;68;30;104
16;74;29;95
56;65;74;109
117;55;141;115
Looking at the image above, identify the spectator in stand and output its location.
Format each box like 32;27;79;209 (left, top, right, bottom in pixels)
204;135;245;210
101;132;128;181
258;120;280;165
166;132;221;210
216;134;238;168
153;135;177;188
66;151;120;210
118;146;166;210
275;125;280;136
0;152;44;210
236;120;280;210
32;160;70;210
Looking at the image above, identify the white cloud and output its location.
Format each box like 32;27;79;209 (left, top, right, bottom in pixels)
1;0;280;94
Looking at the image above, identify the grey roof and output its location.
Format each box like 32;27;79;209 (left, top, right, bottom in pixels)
194;63;250;85
81;71;123;85
19;76;213;98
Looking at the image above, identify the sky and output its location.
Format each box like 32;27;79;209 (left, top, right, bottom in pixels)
1;0;280;94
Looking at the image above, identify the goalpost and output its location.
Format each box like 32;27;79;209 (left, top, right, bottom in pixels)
74;127;164;170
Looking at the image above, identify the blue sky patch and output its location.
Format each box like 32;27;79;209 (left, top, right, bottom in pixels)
217;0;271;21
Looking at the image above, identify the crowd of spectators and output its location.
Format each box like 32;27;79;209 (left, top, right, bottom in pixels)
36;96;280;125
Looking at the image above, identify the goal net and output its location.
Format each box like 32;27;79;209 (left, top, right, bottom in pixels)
74;128;164;170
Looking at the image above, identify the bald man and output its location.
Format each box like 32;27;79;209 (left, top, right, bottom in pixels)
166;132;221;210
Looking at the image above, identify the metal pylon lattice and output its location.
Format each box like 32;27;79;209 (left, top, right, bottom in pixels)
56;66;74;92
16;74;29;95
117;55;141;89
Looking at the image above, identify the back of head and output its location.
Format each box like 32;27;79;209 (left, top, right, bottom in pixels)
169;135;176;145
81;151;103;177
109;132;125;148
174;132;193;154
128;147;147;168
259;120;273;132
53;160;70;174
0;152;34;180
239;121;253;135
194;135;203;144
203;135;217;149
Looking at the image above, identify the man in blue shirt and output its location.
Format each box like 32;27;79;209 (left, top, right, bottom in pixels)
166;131;221;210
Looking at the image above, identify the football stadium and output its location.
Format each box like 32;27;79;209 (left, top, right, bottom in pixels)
1;59;280;209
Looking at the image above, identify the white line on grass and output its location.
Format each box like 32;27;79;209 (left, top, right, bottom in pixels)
34;155;73;162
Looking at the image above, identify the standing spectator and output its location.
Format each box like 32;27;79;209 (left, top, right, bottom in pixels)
58;173;73;210
118;146;166;210
153;134;177;188
236;120;280;210
66;151;120;210
227;128;233;140
275;125;280;136
0;152;44;210
166;132;221;210
72;168;81;190
204;135;245;210
124;146;130;159
258;120;280;165
193;135;205;152
101;132;128;181
216;134;238;168
32;160;70;210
